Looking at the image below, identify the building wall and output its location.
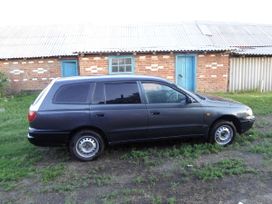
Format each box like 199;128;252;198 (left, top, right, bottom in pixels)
230;56;272;92
0;53;230;92
79;53;229;92
0;58;61;91
197;53;230;92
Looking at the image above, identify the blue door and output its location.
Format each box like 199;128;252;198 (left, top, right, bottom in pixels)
176;55;196;91
61;60;78;77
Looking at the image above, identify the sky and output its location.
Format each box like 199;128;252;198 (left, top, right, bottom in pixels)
0;0;271;26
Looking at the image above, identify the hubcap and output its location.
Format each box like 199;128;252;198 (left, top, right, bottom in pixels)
214;125;233;145
75;136;99;158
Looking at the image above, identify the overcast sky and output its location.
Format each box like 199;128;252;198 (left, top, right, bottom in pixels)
0;0;271;26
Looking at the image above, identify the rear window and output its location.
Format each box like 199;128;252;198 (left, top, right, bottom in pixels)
53;83;93;104
105;82;141;104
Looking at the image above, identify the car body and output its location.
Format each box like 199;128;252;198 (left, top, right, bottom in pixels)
27;75;255;161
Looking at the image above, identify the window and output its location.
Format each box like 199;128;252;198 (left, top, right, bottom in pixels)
109;56;134;74
142;83;186;104
105;82;141;104
54;83;93;104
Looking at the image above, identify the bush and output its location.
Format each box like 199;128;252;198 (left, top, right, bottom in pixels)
0;72;8;97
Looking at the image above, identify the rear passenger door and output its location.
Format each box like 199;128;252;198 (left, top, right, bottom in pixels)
90;81;149;143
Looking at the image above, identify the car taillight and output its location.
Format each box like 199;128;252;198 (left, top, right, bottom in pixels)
28;111;37;122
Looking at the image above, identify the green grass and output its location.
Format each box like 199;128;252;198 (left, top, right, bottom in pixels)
40;164;65;183
216;92;272;115
0;94;41;190
121;143;223;163
194;159;255;181
249;138;272;158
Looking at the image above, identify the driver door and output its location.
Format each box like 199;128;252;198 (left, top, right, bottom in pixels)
141;82;205;139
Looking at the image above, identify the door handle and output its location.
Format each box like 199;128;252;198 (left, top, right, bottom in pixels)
151;111;160;115
178;74;183;78
95;113;104;117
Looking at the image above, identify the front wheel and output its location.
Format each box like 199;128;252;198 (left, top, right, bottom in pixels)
209;121;236;146
69;130;105;161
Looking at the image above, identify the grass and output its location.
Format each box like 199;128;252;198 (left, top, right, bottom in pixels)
0;94;41;190
194;159;255;181
249;138;272;158
216;92;272;115
40;164;65;183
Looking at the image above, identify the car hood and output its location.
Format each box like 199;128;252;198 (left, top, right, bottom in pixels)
201;95;243;107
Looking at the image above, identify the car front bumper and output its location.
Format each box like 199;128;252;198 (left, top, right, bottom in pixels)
239;115;255;134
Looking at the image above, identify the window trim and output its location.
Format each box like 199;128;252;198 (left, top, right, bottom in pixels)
61;59;79;77
140;81;187;105
52;82;93;105
108;55;135;74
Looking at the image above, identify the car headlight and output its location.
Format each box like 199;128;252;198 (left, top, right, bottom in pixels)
246;108;253;116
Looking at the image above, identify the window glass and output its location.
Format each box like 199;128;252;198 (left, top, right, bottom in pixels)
93;83;105;104
142;83;186;104
54;83;92;104
105;83;141;104
110;56;134;73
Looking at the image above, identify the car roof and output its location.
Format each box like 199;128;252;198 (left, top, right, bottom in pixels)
55;75;170;83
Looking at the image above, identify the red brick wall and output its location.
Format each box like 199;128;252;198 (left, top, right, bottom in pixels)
78;56;108;75
0;53;230;92
135;53;175;82
0;58;61;91
197;53;229;92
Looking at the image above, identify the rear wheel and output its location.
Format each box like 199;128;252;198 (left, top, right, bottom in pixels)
209;121;236;146
69;130;105;161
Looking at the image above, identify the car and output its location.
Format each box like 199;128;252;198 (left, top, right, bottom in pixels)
27;75;255;161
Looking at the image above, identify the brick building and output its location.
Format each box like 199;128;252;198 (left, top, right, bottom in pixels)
1;22;272;92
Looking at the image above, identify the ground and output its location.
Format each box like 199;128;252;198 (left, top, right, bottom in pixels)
0;92;272;204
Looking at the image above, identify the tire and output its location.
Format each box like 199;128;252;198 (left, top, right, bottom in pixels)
69;129;105;161
209;120;236;146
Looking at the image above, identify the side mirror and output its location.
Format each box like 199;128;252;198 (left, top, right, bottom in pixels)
186;96;193;104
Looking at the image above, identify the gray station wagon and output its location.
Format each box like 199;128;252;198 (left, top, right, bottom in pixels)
27;75;255;161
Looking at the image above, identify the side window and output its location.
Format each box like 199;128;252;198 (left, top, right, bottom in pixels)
105;82;141;104
142;83;186;104
54;83;93;104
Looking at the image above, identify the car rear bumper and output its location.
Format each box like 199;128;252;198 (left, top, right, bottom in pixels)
28;128;69;146
239;116;255;134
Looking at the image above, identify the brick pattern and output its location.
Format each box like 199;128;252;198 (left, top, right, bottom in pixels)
135;54;175;82
197;53;229;92
0;58;61;91
79;56;108;76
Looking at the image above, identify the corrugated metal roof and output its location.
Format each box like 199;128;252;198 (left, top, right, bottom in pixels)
1;22;272;59
233;46;272;56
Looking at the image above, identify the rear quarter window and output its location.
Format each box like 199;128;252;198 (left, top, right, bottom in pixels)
53;83;94;104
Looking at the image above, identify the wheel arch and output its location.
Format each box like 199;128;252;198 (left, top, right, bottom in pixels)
68;126;108;145
209;115;241;134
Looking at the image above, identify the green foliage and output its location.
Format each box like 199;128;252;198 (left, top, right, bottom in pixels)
0;72;8;97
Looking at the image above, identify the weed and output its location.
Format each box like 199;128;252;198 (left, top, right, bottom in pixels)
194;159;255;180
249;139;272;158
151;195;162;204
101;189;144;204
133;176;145;184
40;164;64;183
167;197;177;204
